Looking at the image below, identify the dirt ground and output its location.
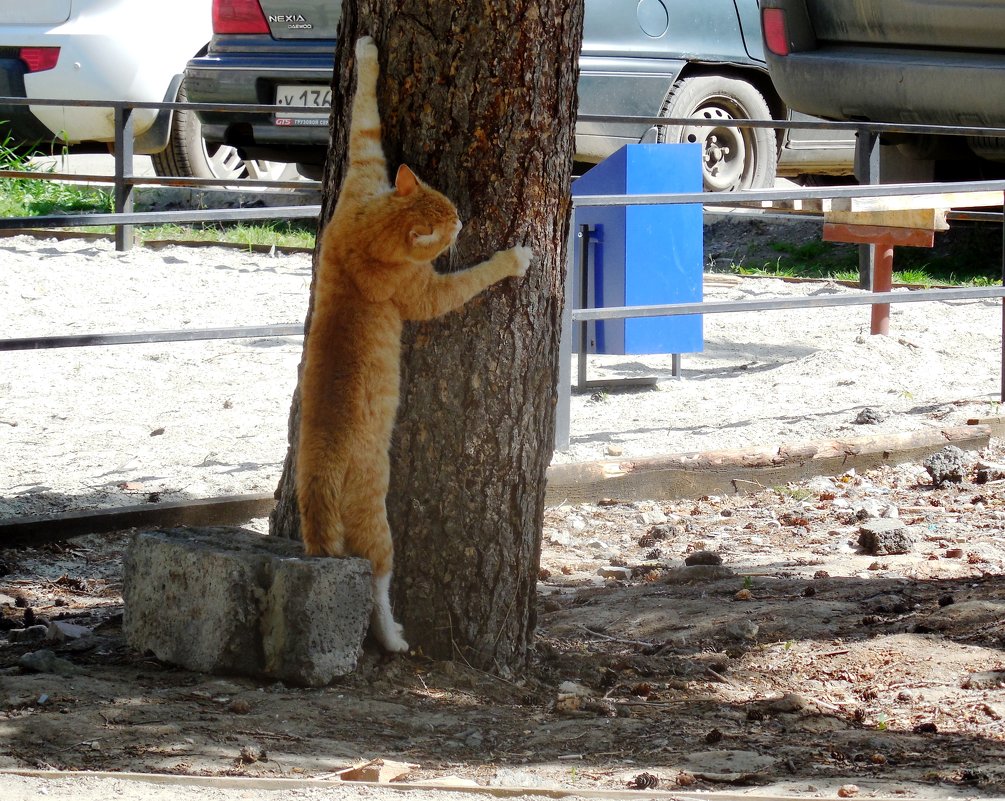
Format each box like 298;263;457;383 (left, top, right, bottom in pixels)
2;221;1004;798
3;444;1005;798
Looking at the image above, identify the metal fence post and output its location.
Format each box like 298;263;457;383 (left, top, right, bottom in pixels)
554;213;577;452
114;104;135;252
854;130;880;290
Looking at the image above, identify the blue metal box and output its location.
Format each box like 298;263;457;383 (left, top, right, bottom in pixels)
572;143;703;355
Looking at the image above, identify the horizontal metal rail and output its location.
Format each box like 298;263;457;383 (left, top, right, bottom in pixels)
573;179;1005;209
0;324;304;352
0;168;319;192
0;205;320;229
571;286;1005;322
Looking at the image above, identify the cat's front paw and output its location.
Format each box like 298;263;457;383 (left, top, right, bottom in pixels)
509;245;533;278
355;36;378;63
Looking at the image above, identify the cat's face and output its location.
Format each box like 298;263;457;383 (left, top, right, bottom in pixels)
388;165;461;263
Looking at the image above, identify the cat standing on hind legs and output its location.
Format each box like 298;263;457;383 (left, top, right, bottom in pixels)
296;36;532;653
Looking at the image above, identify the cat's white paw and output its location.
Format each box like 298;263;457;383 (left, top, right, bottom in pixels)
380;624;410;654
510;245;533;277
355;36;378;62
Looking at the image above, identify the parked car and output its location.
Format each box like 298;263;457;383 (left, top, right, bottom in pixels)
0;0;294;180
186;0;854;190
761;0;1005;179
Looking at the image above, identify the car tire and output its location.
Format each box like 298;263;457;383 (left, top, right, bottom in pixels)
151;81;300;182
657;75;777;191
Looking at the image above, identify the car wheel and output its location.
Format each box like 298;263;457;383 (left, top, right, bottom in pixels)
151;82;300;182
657;75;777;191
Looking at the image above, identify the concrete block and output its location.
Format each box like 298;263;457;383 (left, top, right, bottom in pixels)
123;527;371;686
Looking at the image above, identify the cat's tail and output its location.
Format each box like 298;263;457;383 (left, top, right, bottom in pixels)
296;457;347;557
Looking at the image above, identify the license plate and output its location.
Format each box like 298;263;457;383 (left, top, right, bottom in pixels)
274;84;331;126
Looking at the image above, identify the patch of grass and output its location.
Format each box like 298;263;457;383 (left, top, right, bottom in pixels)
740;223;1003;287
1;127;316;249
142;220;316;249
0;126;112;216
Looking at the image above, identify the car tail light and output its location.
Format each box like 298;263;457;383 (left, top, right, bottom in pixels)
213;0;270;34
19;47;60;72
762;8;790;56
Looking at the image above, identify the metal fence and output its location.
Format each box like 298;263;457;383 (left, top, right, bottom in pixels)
2;94;1005;534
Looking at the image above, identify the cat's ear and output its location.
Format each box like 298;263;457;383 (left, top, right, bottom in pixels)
394;164;418;197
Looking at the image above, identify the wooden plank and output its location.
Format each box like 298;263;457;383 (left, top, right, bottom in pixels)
829;190;1003;213
823;222;935;248
544;426;990;504
967;415;1005;438
825;208;948;231
0;493;276;547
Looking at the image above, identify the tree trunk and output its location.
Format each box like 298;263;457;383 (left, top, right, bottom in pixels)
271;0;582;674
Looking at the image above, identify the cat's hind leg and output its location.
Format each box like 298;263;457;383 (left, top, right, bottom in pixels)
371;570;409;653
343;473;409;653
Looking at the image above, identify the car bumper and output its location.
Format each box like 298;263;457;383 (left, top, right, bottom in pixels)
185;51;333;164
766;45;1005;129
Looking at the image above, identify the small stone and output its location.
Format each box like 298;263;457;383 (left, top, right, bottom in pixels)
854;501;883;520
723;619;758;641
464;731;484;748
664;564;734;584
637;509;668;527
684;550;722;567
858;519;914;555
46;621;92;642
854;408;886;425
975;459;1005;483
924;446;972;485
8;625;48;644
764;692;807;714
239;744;267;763
734;588;753;601
18;649;78;675
558;680;593;697
605;444;623;457
944;548;964;559
962;671;1005;690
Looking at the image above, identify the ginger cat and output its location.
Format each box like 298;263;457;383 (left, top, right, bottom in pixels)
297;36;531;653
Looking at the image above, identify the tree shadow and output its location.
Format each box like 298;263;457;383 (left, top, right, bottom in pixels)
2;523;1004;794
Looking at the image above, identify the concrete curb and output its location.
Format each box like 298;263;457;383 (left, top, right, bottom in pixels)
544;424;992;504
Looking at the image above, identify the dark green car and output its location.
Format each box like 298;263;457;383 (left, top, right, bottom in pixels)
186;0;852;189
762;0;1005;180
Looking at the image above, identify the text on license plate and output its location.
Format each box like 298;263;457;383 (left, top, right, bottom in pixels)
275;84;331;126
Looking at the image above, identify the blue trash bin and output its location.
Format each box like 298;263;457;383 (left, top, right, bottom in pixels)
572;143;704;355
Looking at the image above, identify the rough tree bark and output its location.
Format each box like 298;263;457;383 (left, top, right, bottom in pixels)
271;0;583;674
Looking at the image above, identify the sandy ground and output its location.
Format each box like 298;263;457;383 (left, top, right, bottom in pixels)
1;227;1002;520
